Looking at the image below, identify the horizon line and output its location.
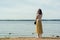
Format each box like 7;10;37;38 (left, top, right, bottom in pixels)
0;19;60;21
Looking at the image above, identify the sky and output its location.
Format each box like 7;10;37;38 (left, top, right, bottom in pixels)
0;0;60;19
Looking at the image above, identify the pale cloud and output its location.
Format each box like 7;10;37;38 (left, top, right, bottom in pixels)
0;0;60;19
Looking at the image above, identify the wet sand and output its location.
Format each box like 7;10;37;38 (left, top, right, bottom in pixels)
0;37;60;40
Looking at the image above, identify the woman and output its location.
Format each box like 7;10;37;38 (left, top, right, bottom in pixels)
36;9;43;38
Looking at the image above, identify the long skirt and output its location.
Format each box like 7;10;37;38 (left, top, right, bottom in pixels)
36;20;43;34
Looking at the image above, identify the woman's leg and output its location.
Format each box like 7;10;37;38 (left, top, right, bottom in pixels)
38;34;42;38
38;34;40;38
39;34;42;38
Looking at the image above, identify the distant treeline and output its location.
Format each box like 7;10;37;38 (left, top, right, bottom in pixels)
0;19;60;21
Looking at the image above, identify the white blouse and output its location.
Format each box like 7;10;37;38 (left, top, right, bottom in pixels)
36;14;42;20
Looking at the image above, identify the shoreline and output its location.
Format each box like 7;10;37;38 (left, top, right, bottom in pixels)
0;37;60;40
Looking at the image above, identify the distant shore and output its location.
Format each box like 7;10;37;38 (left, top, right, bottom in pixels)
0;19;60;21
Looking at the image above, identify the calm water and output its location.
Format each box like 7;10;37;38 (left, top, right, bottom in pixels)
0;21;60;37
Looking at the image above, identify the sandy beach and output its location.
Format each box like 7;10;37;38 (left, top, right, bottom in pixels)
0;37;60;40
